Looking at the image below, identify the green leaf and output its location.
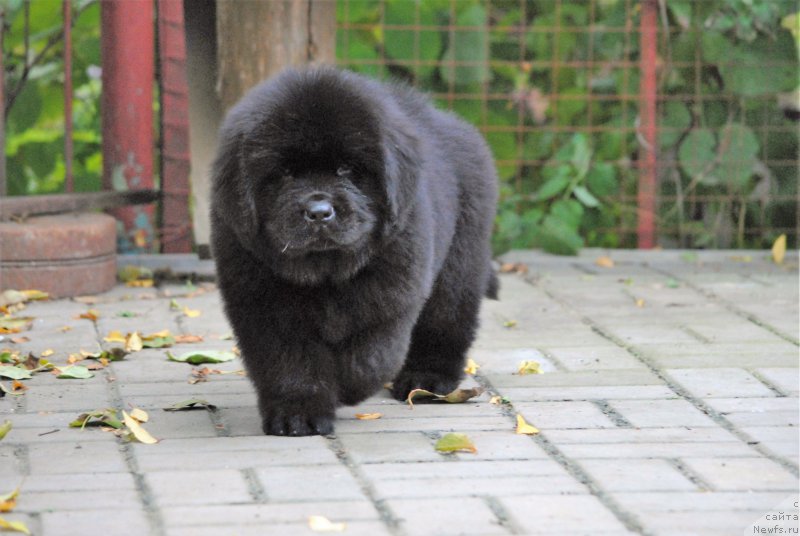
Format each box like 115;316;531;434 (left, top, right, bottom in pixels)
0;366;32;381
540;212;584;256
703;30;799;96
534;175;570;201
550;199;584;230
167;350;237;365
660;101;692;148
573;186;600;208
435;433;477;454
142;336;175;349
69;409;123;429
441;5;490;86
586;163;618;197
384;0;441;79
679;129;717;183
717;123;760;191
57;365;94;379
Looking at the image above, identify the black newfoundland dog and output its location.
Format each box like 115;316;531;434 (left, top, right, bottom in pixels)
210;68;498;436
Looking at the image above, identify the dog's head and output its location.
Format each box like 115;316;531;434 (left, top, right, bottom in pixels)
211;68;419;284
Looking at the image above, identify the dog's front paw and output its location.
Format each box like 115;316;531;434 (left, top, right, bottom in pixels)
260;405;335;436
390;370;460;401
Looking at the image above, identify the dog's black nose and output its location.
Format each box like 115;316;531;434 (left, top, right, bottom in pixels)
303;200;335;223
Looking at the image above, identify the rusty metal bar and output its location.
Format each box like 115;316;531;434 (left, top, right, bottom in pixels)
63;0;74;193
0;190;160;221
100;0;155;252
637;0;658;249
157;0;193;253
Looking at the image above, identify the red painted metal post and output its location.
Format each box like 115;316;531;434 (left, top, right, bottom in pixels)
157;0;193;253
100;0;155;252
637;0;658;249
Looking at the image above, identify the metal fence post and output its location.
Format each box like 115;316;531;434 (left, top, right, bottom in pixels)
100;0;156;252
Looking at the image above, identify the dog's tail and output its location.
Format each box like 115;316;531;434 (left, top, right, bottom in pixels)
485;271;500;300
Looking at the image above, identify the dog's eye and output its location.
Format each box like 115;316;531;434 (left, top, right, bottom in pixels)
336;166;351;177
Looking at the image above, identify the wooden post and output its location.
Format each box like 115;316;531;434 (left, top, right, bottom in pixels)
158;0;193;253
215;0;336;111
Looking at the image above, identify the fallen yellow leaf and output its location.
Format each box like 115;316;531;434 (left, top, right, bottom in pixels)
122;410;159;444
503;320;517;328
463;358;480;375
57;326;72;332
104;331;126;343
129;408;149;423
0;516;29;535
40;349;54;358
173;334;203;344
10;381;26;392
518;360;542;375
772;234;786;264
143;329;172;340
308;515;346;533
125;332;143;353
515;414;539;435
78;309;100;322
0;487;19;513
635;298;645;308
182;307;201;318
355;413;382;420
126;279;154;288
595;256;615;268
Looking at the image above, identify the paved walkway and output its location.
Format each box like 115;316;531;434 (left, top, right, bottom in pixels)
1;249;797;535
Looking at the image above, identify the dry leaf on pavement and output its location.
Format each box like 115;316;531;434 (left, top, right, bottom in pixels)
435;433;477;453
355;413;382;420
772;234;786;264
518;360;542;375
515;414;539;435
308;515;346;532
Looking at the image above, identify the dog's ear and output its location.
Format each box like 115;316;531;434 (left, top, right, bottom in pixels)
210;128;259;249
381;125;419;233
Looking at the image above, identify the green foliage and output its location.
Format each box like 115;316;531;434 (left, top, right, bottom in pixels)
337;0;799;253
3;0;102;195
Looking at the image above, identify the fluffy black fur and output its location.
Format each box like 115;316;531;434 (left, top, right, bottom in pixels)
210;68;498;436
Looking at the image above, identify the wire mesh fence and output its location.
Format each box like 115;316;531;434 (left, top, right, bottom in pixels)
336;0;799;253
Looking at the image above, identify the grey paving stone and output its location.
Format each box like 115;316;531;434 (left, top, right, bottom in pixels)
606;398;718;428
542;345;650;371
500;494;633;534
611;490;787;512
389;497;509;535
514;401;617;429
255;465;368;502
634;342;799;368
496;385;678;402
681;457;798;491
755;367;800;395
165;521;393;536
579;458;698;491
160;501;380;528
703;397;799;427
665;367;778;398
146;469;253;505
40;507;152;536
27;441;129;474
